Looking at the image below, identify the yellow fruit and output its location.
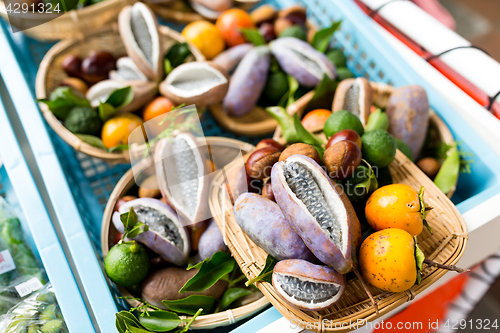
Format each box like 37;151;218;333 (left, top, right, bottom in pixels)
359;228;417;292
101;114;144;149
182;21;225;60
365;184;425;236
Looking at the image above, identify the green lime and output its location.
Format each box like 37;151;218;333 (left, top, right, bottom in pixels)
104;242;150;287
264;71;289;101
361;129;396;168
64;106;101;135
336;67;355;81
324;110;364;138
395;139;414;162
279;25;307;41
326;49;347;68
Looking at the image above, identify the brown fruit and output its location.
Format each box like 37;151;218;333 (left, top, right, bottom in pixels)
62;55;83;78
279;143;320;164
251;4;278;26
115;195;137;212
256;138;285;151
259;23;277;43
141;267;227;309
417;157;441;180
81;51;116;84
278;5;307;25
323;140;361;180
61;77;88;95
138;175;161;198
326;129;362;150
262;178;275;202
246;147;281;180
274;17;294;37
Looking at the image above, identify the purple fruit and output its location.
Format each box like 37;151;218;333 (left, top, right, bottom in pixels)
270;37;336;87
234;193;315;261
198;218;228;260
272;259;345;311
213;43;254;74
113;198;190;266
271;155;361;274
386;85;430;159
223;46;270;117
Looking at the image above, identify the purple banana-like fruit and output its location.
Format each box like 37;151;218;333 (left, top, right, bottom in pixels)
271;154;361;274
113;198;190;266
234;193;316;261
270;37;336;87
213;43;254;74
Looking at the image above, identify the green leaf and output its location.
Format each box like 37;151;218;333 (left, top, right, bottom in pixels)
176;309;203;333
245;255;278;286
116;311;143;328
108;144;130;153
38;86;90;119
240;28;266;46
125;323;152;333
138;311;181;332
106;86;134;109
75;134;106;150
310;74;337;103
365;108;389;132
116;316;127;333
186;257;209;271
418;187;432;233
414;236;425;285
220;288;253;310
293;114;325;149
162;295;215;315
165;42;192;71
266;106;300;143
127;222;149;238
311;20;342;53
120;207;139;233
434;145;459;194
179;252;235;293
98;102;117;122
287;75;299;107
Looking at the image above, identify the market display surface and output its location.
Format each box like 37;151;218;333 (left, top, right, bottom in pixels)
2;0;500;332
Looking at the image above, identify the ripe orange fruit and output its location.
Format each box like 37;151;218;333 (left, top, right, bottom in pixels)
359;228;417;292
143;97;175;122
301;109;332;131
216;9;255;47
365;184;428;236
101;114;144;149
182;21;225;60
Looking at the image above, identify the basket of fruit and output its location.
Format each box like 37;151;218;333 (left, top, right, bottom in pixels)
208;124;468;331
36;3;208;163
271;80;459;197
101;136;268;331
0;0;136;41
173;4;355;137
147;0;260;23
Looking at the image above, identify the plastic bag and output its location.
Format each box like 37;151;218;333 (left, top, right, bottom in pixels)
0;198;46;314
0;283;68;333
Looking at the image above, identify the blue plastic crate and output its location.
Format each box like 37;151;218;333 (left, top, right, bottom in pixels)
0;93;94;332
1;0;500;332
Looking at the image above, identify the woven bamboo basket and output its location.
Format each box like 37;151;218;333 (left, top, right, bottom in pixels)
272;81;457;198
209;147;468;332
101;136;269;329
0;0;136;41
148;0;260;23
36;24;205;163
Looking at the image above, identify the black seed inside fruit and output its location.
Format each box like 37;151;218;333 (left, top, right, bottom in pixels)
284;162;342;246
344;83;360;117
131;10;153;65
134;205;184;251
276;273;341;304
172;137;199;216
